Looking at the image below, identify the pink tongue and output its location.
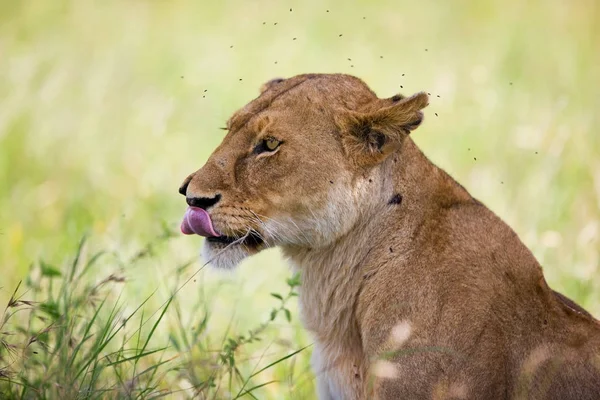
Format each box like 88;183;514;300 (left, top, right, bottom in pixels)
180;207;220;237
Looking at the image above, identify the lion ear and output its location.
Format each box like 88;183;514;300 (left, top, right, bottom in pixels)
259;78;286;94
336;92;429;167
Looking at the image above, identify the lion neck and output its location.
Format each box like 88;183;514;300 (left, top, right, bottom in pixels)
281;137;469;358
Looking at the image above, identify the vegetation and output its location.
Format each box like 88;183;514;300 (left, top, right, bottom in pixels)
1;233;310;398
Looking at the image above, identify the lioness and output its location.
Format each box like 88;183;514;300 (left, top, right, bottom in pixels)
178;74;600;399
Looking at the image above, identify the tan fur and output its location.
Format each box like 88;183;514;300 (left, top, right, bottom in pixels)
179;73;600;399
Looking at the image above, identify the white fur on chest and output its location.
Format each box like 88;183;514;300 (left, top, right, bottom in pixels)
311;341;364;400
290;259;368;400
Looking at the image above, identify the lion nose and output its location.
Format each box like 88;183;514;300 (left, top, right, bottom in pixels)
186;194;222;210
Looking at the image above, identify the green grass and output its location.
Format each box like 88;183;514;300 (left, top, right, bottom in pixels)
1;0;599;398
0;235;311;398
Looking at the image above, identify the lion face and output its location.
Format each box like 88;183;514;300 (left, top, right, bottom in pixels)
179;74;428;269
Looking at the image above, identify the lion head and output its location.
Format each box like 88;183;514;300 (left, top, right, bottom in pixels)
178;73;428;269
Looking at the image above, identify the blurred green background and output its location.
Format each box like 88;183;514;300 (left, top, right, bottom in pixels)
1;0;599;397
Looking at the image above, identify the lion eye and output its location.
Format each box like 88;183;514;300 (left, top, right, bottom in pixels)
265;138;280;151
253;137;282;155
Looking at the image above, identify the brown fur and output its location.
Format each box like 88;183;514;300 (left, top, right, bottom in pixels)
179;74;600;399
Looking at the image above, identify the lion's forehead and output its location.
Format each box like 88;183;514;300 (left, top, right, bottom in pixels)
226;73;377;133
227;76;315;132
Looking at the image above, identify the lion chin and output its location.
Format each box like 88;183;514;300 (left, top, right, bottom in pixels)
201;240;251;270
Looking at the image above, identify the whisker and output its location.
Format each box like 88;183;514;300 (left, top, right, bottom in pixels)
249;210;310;245
250;213;293;244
